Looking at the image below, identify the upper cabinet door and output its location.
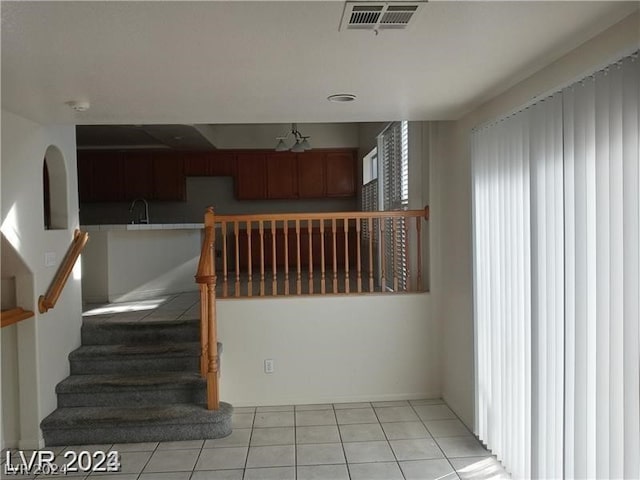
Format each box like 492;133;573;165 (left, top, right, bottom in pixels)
266;152;297;199
209;152;236;176
184;153;209;176
77;151;125;202
184;152;235;177
236;153;266;199
152;152;185;201
325;151;356;197
297;152;325;198
123;152;154;200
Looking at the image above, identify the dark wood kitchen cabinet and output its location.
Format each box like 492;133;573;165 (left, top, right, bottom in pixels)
77;151;124;202
78;148;356;203
234;149;357;200
152;153;185;201
122;152;154;200
78;150;186;202
325;151;356;197
266;153;297;199
235;153;266;199
297;151;326;198
184;152;235;177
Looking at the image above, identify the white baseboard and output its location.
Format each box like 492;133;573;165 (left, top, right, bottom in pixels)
228;392;443;408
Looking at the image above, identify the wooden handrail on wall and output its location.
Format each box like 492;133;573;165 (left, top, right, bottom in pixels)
1;307;35;328
38;229;89;314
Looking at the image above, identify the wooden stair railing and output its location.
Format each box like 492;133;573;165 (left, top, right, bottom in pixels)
209;206;429;297
195;207;219;410
194;205;430;410
1;307;35;328
38;229;89;314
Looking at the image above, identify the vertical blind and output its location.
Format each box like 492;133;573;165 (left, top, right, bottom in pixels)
379;121;409;291
472;52;639;479
472;106;534;479
562;53;639;480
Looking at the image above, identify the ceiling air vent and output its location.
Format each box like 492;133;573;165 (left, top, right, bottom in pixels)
340;2;424;31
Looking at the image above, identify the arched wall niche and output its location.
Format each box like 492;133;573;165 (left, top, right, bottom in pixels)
43;145;68;230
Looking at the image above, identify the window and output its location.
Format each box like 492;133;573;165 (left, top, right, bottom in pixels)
378;121;409;291
362;147;378;185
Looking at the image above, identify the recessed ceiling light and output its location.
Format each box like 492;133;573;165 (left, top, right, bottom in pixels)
327;94;356;103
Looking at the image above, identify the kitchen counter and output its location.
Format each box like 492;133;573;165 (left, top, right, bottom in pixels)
82;223;204;231
81;226;203;303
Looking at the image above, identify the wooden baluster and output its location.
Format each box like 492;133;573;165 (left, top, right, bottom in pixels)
404;217;410;292
356;219;362;293
296;219;302;295
416;217;423;291
247;221;253;297
392;218;398;292
259;220;265;296
380;218;386;291
332;218;338;293
222;221;228;298
284;220;290;295
234;222;240;297
320;219;326;294
308;220;314;294
368;218;374;292
272;220;277;296
344;218;350;294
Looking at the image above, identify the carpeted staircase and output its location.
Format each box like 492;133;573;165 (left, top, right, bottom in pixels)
40;317;232;446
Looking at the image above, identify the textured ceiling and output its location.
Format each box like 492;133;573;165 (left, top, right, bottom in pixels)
2;1;637;125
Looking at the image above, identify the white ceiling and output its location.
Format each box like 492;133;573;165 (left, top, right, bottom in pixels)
1;1;637;125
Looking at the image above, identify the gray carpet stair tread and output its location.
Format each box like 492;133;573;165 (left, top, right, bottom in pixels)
82;317;199;327
56;372;205;393
41;402;233;429
69;342;201;359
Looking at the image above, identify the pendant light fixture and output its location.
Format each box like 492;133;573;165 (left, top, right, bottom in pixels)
274;123;311;152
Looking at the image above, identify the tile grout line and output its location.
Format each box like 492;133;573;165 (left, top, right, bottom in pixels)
134;440;160;480
410;402;461;479
241;409;257;479
293;408;298;480
332;403;352;480
187;438;206;480
371;404;406;480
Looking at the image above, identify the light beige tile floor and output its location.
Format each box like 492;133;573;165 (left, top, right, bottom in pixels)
2;403;509;479
4;293;513;479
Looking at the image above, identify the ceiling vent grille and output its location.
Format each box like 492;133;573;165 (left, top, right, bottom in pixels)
340;2;424;31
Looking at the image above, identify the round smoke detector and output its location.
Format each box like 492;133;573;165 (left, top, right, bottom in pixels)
66;100;91;112
327;94;356;103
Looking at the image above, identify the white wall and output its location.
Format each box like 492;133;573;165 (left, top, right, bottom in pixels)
82;229;202;303
433;11;639;428
1;325;20;450
218;293;440;405
1;109;82;448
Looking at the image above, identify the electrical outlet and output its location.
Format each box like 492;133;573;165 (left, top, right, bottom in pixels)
44;252;57;267
264;359;274;374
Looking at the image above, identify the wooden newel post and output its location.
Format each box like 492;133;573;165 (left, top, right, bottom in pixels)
196;207;220;410
199;283;208;378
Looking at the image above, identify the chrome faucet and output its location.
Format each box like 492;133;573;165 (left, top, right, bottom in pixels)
129;198;150;224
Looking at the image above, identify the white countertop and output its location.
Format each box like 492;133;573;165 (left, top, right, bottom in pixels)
82;223;205;231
